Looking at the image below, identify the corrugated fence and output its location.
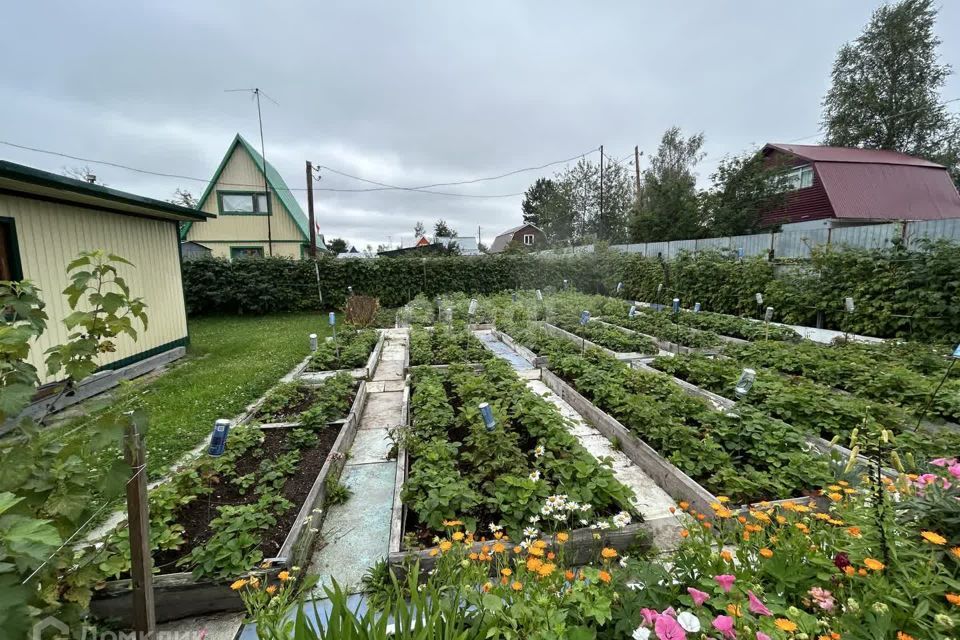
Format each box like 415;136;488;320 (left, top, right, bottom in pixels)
539;219;960;259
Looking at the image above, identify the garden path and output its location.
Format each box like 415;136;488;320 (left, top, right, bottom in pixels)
307;328;408;597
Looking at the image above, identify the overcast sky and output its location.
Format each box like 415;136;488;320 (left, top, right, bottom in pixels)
2;1;959;250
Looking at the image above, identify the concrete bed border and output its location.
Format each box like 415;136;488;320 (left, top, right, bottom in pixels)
593;318;728;355
540;322;655;362
298;330;387;381
89;379;369;625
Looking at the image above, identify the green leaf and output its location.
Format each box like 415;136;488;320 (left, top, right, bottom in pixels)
0;493;25;517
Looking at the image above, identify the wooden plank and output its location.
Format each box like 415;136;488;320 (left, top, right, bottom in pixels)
123;418;156;637
365;330;387;380
388;384;410;555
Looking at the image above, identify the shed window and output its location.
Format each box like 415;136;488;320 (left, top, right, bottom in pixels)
219;192;269;215
0;218;22;281
230;246;265;261
523;234;535;245
785;165;814;190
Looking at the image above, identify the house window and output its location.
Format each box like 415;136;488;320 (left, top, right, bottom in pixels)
523;234;535;246
0;218;22;281
230;246;265;261
785;165;814;190
218;191;270;215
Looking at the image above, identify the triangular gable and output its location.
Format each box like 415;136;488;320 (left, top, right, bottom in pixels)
181;134;313;242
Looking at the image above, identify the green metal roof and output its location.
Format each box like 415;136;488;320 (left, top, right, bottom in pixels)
181;133;313;241
0;159;210;222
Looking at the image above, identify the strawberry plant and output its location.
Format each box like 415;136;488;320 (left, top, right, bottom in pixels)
308;328;379;371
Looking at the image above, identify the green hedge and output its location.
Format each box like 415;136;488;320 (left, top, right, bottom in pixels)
181;241;960;341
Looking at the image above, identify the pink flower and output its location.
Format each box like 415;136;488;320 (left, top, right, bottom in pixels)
948;463;960;480
808;586;835;612
661;607;677;618
712;615;736;639
654;614;687;640
930;458;954;467
687;587;711;607
747;591;772;616
756;633;770;640
640;608;659;626
714;574;736;593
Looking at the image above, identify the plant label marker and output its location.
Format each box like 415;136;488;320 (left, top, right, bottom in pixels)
616;281;623;294
735;369;756;398
672;298;680;314
208;419;231;456
347;285;353;297
737;247;745;260
329;312;340;360
953;344;960;359
579;310;591;325
328;312;336;326
563;279;569;290
309;333;318;352
479;402;496;432
445;307;453;325
764;306;774;322
536;289;543;302
845;297;855;313
468;299;478;316
512;292;517;303
755;293;763;305
628;305;637;318
693;302;701;313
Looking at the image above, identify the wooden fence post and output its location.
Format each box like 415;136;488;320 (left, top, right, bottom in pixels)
124;415;156;638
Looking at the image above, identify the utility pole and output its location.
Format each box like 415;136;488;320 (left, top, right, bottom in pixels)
124;415;155;639
634;146;642;193
306;161;317;258
254;89;273;256
477;225;481;250
599;145;604;241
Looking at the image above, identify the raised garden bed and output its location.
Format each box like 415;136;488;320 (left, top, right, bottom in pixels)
599;313;723;350
305;328;382;376
90;372;368;623
496;324;832;505
388;359;645;569
550;317;660;356
409;325;489;366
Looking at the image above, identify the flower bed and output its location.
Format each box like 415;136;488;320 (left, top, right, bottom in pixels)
306;328;380;372
500;324;831;504
652;353;960;463
408;325;489;366
395;359;638;550
723;340;960;425
90;373;365;623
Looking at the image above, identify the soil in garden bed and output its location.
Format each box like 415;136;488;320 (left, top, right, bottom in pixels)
151;426;341;575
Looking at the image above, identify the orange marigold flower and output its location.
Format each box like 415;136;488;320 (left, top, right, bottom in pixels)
481;545;489;554
897;633;915;640
452;531;465;541
946;593;960;606
795;523;810;534
265;585;277;595
775;618;798;632
864;558;885;571
760;548;774;558
703;522;713;529
738;516;748;524
439;540;453;553
843;566;855;576
512;581;523;591
858;568;868;576
230;579;248;591
513;545;523;554
828;492;843;501
697;514;706;521
526;557;543;572
533;540;548;549
601;547;618;559
501;576;509;585
565;570;575;581
536;562;556;577
482;581;492;593
951;547;960;559
547;551;555;560
776;515;787;525
597;570;612;583
921;531;947;545
680;529;690;538
679;501;690;510
493;542;506;554
847;526;862;538
277;571;291;582
720;550;733;562
528;545;545;557
745;524;762;533
743;531;751;541
429;548;439;557
469;553;479;561
556;532;569;543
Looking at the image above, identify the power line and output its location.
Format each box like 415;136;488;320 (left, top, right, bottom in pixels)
782;97;960;144
0;139;594;199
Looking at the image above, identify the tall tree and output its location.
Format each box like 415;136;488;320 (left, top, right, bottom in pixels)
433;219;457;238
700;151;789;237
521;178;563;234
326;237;348;253
630;127;705;242
822;0;960;179
413;220;426;238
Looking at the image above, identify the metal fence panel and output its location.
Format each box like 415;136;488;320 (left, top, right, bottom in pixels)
696;237;730;252
729;233;770;257
644;242;669;258
669;239;698;257
905;219;960;247
830;224;897;249
775;229;829;259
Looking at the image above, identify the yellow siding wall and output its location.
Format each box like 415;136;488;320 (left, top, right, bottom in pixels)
4;193;188;383
188;146;305;257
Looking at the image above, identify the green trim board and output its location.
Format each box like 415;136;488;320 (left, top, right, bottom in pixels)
216;190;271;216
0;216;23;280
172;221;191;348
0;160;210;222
181;134;317;245
96;337;189;373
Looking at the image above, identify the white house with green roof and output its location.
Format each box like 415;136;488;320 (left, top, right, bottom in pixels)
181;133;323;260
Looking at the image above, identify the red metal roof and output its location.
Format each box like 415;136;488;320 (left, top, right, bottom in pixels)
765;143;943;168
763;144;960;221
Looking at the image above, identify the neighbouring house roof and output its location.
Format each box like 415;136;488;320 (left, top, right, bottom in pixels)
0;159;210;222
489;224;543;253
439;236;479;254
763;144;960;221
180;133;318;242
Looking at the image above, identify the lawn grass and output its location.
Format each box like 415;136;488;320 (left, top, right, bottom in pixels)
52;312;334;476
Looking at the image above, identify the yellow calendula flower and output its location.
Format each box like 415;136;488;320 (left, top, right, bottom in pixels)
439;540;453;553
793;504;811;513
751;510;771;524
597;570;611;583
864;558;885;571
827;485;842;491
726;603;741;617
493;542;506;554
528;545;545;557
776;515;787;525
248;576;261;588
921;531;947;545
950;547;960;559
838;480;849;486
759;548;774;558
556;532;569;543
847;526;862;538
775;618;798;632
266;585;277;595
828;492;843;501
443;519;463;527
482;581;492;593
452;531;465;541
512;581;523;591
501;567;512;577
277;571;291;582
429;548;439;557
230;578;248;591
533;540;548;549
536;562;556;577
601;547;618;559
720;550;733;562
795;523;810;534
526;557;543;572
945;593;960;606
565;570;575;580
717;496;730;503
